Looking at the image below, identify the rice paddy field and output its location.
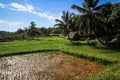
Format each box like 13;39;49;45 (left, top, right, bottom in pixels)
0;37;120;80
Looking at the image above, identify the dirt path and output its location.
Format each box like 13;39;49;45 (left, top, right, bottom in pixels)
0;52;103;80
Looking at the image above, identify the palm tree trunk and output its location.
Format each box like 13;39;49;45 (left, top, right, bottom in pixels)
93;29;106;46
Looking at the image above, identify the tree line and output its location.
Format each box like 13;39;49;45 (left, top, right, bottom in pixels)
0;21;62;42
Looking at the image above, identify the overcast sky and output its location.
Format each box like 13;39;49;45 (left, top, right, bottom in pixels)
0;0;120;32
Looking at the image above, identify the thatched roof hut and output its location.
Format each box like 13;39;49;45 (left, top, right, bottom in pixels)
68;31;80;41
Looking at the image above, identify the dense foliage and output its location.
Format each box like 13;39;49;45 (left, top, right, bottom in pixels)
54;0;120;47
54;11;75;35
0;21;58;41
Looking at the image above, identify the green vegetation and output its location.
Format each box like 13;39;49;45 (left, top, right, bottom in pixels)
0;37;120;79
0;21;54;41
55;11;75;35
85;64;120;80
0;0;120;79
0;37;119;62
54;0;120;46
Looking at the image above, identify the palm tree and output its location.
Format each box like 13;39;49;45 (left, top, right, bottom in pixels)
108;3;120;34
54;11;75;36
98;3;120;43
71;0;109;44
108;3;120;42
69;15;81;32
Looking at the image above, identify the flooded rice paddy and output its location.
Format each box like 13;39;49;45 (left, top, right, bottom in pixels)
0;52;103;80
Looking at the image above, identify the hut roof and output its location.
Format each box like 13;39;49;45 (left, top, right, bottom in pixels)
68;31;78;39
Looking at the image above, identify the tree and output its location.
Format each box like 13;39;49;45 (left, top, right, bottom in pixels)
54;11;75;36
109;3;120;33
39;27;48;36
28;21;41;38
108;3;120;42
16;28;25;34
69;15;81;32
47;27;52;36
16;28;28;40
98;3;120;43
71;0;109;44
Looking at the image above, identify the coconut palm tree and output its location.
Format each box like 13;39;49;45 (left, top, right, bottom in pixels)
69;15;81;32
108;3;120;33
71;0;110;44
54;11;75;36
108;3;120;42
98;3;120;43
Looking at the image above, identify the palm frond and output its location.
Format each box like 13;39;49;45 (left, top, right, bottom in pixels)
55;19;64;24
74;14;87;33
82;3;86;8
80;18;87;33
94;12;102;17
89;0;94;7
71;5;88;13
69;13;75;18
94;2;112;10
54;23;64;28
92;0;99;8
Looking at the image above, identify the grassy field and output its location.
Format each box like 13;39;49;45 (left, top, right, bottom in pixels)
0;37;120;79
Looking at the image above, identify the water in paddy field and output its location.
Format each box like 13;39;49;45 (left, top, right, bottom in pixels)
0;52;103;80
